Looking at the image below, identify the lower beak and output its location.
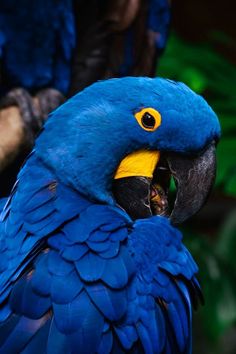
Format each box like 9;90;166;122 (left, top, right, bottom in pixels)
113;143;216;224
113;176;152;220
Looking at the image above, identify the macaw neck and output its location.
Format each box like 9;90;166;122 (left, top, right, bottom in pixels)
13;153;126;232
33;149;122;205
24;147;124;209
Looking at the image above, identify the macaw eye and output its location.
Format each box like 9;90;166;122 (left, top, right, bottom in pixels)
134;108;161;132
142;112;156;128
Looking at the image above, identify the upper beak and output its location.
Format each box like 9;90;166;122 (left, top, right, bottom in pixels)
167;143;216;225
113;143;216;224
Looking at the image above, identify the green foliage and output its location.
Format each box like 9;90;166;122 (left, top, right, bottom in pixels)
158;34;236;196
184;228;236;340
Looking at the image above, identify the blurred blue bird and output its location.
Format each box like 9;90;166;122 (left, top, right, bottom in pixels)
0;77;220;353
0;0;76;95
0;0;170;96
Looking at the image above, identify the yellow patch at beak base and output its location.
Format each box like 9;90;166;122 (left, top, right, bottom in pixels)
114;150;160;180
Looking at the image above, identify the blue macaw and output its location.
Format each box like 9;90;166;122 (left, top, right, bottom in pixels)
0;77;220;353
0;0;170;96
0;0;75;95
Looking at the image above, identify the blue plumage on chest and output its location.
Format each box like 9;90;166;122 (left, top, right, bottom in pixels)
0;156;200;353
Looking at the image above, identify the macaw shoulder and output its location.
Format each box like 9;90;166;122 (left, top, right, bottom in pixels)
129;216;198;283
0;153;91;319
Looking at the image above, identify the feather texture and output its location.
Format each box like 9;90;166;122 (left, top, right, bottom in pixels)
0;169;202;353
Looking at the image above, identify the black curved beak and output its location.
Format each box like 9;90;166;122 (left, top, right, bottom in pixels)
167;143;216;225
113;143;216;224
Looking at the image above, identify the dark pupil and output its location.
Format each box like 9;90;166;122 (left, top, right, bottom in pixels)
141;112;155;128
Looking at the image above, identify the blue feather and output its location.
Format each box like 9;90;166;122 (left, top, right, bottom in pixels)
154;270;170;287
167;302;185;352
155;304;166;350
0;315;20;347
31;255;52;297
23;211;58;235
5;211;23;238
0;303;11;322
109;228;128;242
87;240;110;253
62;244;89;262
21;319;50;354
0;196;12;222
24;202;56;224
136;322;153;354
101;254;129;289
172;283;190;341
47;251;74;276
47;232;72;251
99;241;120;259
88;229;109;242
86;283;127;321
63;217;90;243
19;235;41;255
46;318;68;354
0;316;48;354
51;270;83;304
75;252;106;282
115;326;135;350
0;250;41;305
97;329;113;354
142;308;162;352
55;184;91;215
5;230;27;251
9;276;51;319
120;325;138;346
0;251;8;273
23;187;56;214
53;290;104;338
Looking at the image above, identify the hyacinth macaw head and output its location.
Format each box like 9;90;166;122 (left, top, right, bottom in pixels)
35;77;220;224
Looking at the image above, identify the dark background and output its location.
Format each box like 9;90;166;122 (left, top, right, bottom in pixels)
158;1;236;353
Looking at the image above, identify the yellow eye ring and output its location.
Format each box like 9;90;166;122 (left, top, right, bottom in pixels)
135;107;161;132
